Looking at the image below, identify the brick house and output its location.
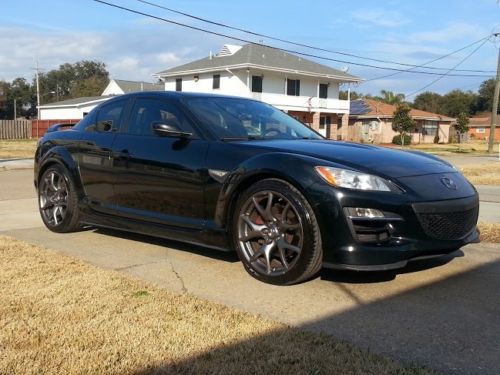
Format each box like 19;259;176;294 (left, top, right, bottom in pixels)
467;114;500;141
347;99;455;144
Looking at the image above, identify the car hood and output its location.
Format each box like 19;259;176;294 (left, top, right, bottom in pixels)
237;140;456;178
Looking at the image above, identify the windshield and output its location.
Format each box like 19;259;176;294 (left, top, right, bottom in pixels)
182;97;323;141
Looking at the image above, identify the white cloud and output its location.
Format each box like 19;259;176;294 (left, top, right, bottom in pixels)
351;9;410;28
0;25;222;83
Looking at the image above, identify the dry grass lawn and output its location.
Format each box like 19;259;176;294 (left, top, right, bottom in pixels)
409;140;499;154
478;223;500;243
459;163;500;185
0;139;37;159
0;236;431;375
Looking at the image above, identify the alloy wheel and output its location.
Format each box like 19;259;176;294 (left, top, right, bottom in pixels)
39;170;69;227
237;190;304;276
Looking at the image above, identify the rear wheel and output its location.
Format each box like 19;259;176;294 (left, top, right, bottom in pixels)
38;164;81;233
233;178;323;285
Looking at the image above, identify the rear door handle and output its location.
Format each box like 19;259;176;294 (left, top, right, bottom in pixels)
118;149;131;158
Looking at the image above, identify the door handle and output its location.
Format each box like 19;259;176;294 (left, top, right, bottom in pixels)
118;149;131;158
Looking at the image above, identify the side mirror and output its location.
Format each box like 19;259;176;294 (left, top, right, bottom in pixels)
152;122;192;138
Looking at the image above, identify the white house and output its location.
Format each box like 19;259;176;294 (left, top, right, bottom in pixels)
38;96;112;120
38;79;163;120
155;43;362;138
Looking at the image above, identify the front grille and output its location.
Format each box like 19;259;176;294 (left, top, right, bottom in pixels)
416;206;478;240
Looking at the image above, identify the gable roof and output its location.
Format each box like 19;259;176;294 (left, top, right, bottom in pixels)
112;79;164;93
156;43;361;82
469;114;500;127
38;96;112;109
350;99;455;122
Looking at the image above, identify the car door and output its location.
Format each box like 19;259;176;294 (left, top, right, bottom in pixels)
77;98;128;213
111;96;208;229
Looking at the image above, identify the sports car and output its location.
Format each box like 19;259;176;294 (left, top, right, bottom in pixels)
35;91;479;285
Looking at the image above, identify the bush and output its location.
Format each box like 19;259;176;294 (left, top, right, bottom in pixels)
433;135;440;144
392;134;412;145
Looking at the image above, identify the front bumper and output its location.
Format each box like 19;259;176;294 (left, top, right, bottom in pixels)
309;184;480;271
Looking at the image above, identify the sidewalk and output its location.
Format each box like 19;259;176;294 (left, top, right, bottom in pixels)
0;158;34;171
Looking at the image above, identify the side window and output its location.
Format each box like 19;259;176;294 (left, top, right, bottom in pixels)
96;100;126;132
127;98;196;136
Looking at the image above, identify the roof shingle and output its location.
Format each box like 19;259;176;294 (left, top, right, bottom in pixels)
156;43;361;82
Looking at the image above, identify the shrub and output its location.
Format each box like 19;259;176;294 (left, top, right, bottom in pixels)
392;134;412;145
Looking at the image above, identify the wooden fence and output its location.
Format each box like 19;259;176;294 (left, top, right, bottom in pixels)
0;120;32;139
32;119;80;138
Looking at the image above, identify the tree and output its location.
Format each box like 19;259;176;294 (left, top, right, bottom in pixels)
477;78;496;113
455;112;470;147
38;60;109;103
392;103;415;147
440;89;477;117
0;81;10;119
379;90;405;105
413;91;443;114
339;90;362;100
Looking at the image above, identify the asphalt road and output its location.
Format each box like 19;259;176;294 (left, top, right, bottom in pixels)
1;167;499;374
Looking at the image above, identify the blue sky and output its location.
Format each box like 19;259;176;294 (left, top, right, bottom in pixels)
1;0;499;99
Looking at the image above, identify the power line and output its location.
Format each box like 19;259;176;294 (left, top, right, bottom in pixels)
134;0;495;74
91;0;493;78
405;37;492;98
364;37;493;82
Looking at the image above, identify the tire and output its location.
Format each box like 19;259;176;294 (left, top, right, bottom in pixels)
38;164;81;233
233;178;323;285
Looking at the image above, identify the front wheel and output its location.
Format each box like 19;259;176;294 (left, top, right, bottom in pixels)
38;164;81;233
233;178;323;285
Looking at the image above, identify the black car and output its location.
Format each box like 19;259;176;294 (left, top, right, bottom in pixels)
35;92;479;285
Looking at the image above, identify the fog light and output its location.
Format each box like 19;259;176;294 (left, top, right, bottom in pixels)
346;207;385;218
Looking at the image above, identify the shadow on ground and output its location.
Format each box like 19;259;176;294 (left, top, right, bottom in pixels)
93;227;240;263
131;257;499;374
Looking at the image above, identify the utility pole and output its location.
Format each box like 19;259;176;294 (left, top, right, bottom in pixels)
488;33;500;153
14;98;17;121
33;58;42;138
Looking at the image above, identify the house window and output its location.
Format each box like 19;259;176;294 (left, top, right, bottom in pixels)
422;121;438;136
213;74;220;89
175;78;182;92
286;79;300;96
319;83;328;99
476;127;485;133
252;75;263;93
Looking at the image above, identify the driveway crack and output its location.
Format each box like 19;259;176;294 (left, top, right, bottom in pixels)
168;260;187;294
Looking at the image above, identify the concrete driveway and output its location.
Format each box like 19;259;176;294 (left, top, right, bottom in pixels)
1;167;499;374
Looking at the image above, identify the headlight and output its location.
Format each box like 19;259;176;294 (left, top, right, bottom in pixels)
315;166;392;191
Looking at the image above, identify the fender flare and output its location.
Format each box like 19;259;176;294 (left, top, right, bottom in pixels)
214;152;327;228
37;146;85;199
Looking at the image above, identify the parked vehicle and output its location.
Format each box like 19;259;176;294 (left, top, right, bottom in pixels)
35;92;479;285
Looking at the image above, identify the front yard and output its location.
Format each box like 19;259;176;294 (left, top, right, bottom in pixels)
0;139;37;159
0;236;431;374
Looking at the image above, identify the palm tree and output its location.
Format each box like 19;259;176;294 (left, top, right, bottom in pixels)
380;90;405;105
